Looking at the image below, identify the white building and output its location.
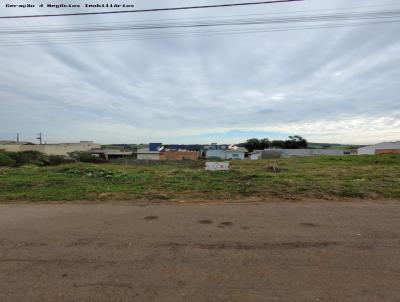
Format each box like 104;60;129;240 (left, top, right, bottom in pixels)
135;148;160;160
281;149;347;156
206;148;247;160
358;142;400;155
249;149;348;159
250;151;262;160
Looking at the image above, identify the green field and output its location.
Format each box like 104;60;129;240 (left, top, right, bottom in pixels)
0;155;399;202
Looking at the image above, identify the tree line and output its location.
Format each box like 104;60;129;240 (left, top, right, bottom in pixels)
237;135;308;152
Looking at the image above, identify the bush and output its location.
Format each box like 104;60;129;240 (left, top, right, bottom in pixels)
5;151;48;166
69;151;106;163
60;166;127;181
206;156;224;161
0;152;15;166
47;155;75;166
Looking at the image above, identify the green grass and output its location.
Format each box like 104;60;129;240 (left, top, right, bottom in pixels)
0;155;399;202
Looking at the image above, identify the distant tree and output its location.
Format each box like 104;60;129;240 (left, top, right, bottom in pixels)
270;136;308;149
289;135;308;149
238;135;307;151
271;140;285;148
260;138;271;150
244;138;261;152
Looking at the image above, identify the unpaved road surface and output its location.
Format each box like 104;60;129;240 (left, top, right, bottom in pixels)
1;201;400;302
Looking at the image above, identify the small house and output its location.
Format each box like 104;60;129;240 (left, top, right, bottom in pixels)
206;145;247;160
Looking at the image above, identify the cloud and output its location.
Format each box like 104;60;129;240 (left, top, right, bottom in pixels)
1;0;399;144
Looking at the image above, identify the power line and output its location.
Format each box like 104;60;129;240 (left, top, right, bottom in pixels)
1;19;398;47
2;2;399;30
0;0;303;19
1;7;399;46
1;9;399;35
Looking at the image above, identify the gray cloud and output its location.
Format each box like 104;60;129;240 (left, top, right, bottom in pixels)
1;0;399;144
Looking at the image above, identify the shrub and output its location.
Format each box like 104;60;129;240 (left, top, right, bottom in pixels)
5;151;48;166
69;151;106;163
0;152;15;166
206;156;224;161
47;155;75;166
59;166;128;181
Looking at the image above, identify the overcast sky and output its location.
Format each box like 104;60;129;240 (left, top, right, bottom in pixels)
0;0;399;144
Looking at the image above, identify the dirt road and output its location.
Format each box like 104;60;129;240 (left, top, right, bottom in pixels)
1;201;400;302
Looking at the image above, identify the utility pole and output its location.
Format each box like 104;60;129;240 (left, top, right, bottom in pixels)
37;133;42;145
16;133;19;143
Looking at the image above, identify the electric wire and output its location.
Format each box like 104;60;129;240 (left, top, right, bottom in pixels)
0;19;398;47
0;0;303;19
0;6;399;46
2;1;399;30
1;10;399;35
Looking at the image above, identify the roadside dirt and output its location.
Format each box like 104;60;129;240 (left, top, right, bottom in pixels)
1;201;400;301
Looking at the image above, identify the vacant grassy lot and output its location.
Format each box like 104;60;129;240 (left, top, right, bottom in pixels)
0;155;399;202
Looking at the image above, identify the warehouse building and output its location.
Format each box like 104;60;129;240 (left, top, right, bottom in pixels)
0;141;100;156
0;140;35;152
250;149;349;159
358;142;400;155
